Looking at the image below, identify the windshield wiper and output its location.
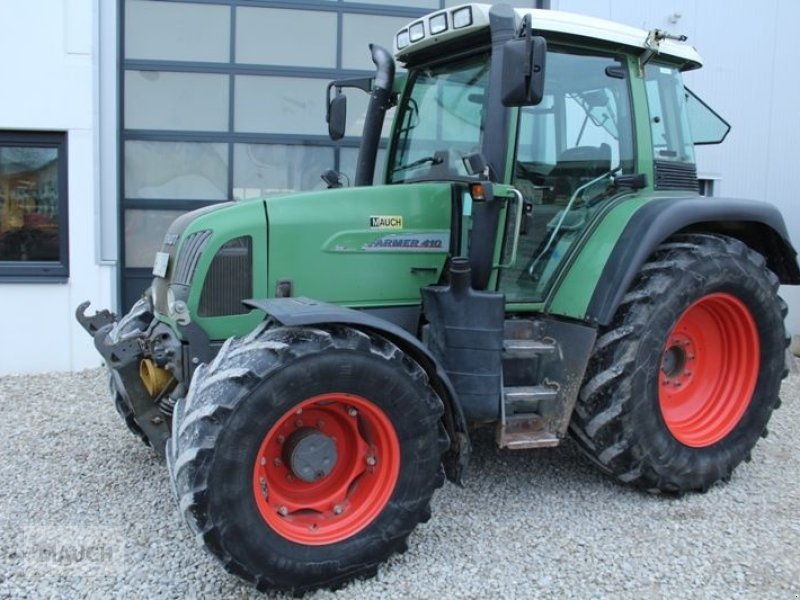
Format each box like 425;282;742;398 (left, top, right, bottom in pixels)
392;154;443;173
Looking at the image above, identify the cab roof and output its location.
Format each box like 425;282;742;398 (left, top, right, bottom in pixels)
394;3;702;69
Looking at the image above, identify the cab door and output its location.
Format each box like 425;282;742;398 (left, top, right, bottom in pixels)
498;46;636;304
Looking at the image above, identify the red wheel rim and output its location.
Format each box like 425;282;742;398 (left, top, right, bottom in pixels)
252;393;400;545
658;293;760;447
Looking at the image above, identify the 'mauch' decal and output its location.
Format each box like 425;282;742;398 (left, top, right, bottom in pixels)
370;215;403;229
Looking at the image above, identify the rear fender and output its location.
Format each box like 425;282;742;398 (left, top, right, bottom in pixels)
586;197;800;326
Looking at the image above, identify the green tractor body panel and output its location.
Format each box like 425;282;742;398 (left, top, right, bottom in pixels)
266;183;451;307
546;193;649;319
154;183;452;341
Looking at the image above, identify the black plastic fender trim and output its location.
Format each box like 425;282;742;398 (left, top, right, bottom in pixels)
243;297;471;485
587;196;800;326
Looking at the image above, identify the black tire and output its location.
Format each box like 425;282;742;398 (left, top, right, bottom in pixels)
167;323;448;594
571;233;788;493
111;375;150;446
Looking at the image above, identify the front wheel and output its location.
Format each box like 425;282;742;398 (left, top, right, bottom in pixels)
168;324;447;593
571;234;788;493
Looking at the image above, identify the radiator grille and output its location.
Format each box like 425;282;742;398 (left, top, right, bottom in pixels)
654;160;699;192
172;230;212;286
198;236;253;317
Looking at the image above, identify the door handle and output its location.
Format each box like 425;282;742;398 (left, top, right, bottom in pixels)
493;188;524;269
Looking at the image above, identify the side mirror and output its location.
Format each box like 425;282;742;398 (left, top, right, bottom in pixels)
327;93;347;141
501;35;546;107
325;76;373;141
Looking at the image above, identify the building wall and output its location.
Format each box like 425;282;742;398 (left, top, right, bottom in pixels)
553;0;800;334
0;0;115;375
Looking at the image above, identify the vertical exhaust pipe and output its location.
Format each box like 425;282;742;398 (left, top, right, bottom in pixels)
355;44;395;186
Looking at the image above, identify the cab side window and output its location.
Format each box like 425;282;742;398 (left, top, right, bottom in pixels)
645;64;695;164
514;49;633;207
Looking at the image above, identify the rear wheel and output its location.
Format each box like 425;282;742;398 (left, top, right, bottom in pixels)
571;234;788;493
168;324;447;593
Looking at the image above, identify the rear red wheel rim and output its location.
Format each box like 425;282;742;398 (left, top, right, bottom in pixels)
659;293;760;447
252;393;400;545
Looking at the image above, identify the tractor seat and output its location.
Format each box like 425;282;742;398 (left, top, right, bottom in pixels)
548;143;612;200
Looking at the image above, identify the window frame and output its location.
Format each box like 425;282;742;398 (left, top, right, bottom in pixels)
0;131;69;282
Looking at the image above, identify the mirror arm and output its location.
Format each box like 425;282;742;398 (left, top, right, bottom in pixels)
522;14;533;81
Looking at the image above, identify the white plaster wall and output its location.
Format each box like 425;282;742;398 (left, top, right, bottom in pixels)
552;0;800;335
0;0;115;374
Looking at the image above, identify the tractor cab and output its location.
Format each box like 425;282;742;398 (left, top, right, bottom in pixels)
327;4;731;308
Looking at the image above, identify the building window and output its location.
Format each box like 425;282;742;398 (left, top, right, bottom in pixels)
0;131;68;280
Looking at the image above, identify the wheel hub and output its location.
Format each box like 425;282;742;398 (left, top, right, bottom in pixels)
661;332;695;388
252;393;401;545
283;428;338;483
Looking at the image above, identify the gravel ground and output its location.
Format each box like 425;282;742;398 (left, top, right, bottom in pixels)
1;365;798;599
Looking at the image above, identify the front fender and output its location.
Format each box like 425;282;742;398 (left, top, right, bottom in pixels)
553;196;800;326
243;296;471;485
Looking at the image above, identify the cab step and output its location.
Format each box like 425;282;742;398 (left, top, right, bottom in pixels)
504;385;558;414
497;384;561;450
502;338;557;359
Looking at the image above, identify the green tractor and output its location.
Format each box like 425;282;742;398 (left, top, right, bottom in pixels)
77;3;798;594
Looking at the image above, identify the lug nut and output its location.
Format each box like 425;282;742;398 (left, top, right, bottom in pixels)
348;408;358;417
295;419;304;428
366;456;377;466
333;505;344;515
277;435;285;444
260;457;267;466
278;506;288;516
273;458;282;467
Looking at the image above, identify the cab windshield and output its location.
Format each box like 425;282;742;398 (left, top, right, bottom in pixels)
388;53;490;184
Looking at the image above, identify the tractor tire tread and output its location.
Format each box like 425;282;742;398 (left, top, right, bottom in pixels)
570;233;786;493
168;324;446;594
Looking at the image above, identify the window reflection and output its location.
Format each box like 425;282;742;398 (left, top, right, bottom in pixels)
125;141;228;200
0;146;61;262
124;209;186;268
233;144;333;199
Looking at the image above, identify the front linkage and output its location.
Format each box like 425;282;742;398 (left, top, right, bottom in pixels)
76;295;180;454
